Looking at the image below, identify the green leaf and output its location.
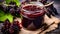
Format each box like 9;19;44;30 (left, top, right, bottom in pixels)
13;0;21;7
0;10;13;23
0;10;5;16
5;0;11;4
5;0;21;7
0;10;7;22
0;15;7;21
6;13;13;23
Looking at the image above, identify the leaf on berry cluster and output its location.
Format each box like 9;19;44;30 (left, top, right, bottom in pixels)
0;10;13;23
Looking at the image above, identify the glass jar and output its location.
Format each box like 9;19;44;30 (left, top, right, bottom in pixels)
21;2;46;30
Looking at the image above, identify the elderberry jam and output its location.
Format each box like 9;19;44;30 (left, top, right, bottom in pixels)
21;4;46;30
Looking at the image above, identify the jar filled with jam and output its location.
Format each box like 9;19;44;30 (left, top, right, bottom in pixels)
21;3;46;30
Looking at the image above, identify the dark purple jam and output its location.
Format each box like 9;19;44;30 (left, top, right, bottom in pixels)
21;4;45;30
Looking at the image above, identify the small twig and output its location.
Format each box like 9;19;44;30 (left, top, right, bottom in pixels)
44;1;54;7
38;22;55;34
3;4;15;6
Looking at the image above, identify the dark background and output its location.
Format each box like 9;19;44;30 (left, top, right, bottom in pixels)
45;0;60;34
49;0;60;14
